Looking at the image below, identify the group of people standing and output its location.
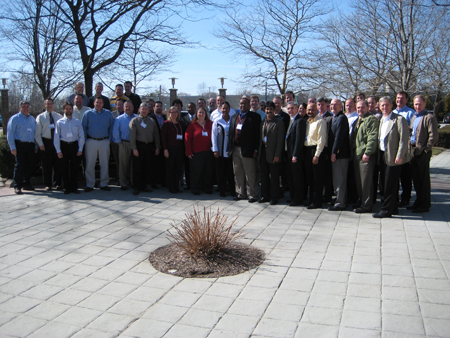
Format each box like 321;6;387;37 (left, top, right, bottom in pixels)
6;83;439;218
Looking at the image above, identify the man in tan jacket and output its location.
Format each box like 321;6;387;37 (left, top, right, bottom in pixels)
407;95;438;213
373;96;410;218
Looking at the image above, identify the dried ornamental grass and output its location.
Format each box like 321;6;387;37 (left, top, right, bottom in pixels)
167;206;243;257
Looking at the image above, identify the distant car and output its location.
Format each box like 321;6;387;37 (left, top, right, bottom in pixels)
444;113;450;124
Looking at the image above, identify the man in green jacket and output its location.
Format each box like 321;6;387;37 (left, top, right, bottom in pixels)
352;100;379;213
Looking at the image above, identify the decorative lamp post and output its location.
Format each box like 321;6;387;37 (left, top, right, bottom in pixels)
169;77;178;106
218;77;227;98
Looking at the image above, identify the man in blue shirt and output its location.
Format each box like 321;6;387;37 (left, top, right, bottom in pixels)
113;101;136;190
394;91;415;207
7;101;37;194
54;102;85;194
82;97;114;192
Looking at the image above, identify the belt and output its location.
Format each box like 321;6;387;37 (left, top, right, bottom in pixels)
136;140;154;144
411;143;416;147
61;140;77;145
15;140;34;144
121;139;130;142
88;136;108;140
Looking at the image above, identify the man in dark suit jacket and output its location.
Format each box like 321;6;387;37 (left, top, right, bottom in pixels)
286;102;307;206
228;97;261;202
259;102;286;205
318;97;334;203
149;101;167;188
408;95;438;213
328;99;351;211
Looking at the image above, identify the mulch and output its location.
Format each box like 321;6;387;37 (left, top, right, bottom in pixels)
149;242;265;278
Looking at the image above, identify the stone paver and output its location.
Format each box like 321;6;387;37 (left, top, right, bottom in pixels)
0;150;449;337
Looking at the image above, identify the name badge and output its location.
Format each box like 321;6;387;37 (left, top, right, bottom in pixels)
237;124;243;130
49;124;55;129
141;122;147;128
176;134;183;140
263;136;267;143
67;132;73;138
27;128;32;132
202;131;208;137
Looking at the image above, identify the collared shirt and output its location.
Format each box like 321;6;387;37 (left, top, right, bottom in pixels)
113;113;136;143
66;93;89;106
35;111;63;146
304;114;327;157
346;111;359;135
154;113;165;129
7;112;37;150
129;115;161;150
81;108;114;140
379;112;393;151
53;116;85;153
410;109;426;144
211;117;231;158
210;107;236;122
394;106;415;126
72;106;90;122
110;95;130;111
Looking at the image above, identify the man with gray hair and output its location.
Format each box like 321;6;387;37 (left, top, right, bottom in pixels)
129;103;160;195
373;96;409;218
67;82;89;106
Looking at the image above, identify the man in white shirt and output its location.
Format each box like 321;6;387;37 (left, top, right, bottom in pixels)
72;94;90;121
210;95;236;122
35;98;63;191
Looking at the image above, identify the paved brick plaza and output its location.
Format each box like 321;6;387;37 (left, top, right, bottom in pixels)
0;150;449;337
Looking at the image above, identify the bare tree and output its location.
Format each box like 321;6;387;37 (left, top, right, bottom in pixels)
320;0;448;96
0;0;79;99
215;0;328;98
52;0;212;96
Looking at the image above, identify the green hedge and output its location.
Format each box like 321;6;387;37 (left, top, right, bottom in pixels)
437;125;450;149
0;136;15;179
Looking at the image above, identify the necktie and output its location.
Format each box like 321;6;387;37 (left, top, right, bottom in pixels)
50;113;55;140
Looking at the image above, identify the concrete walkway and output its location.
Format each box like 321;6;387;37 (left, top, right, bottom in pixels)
0;151;449;338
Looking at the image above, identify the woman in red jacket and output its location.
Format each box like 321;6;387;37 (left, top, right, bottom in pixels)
184;107;214;195
161;106;186;194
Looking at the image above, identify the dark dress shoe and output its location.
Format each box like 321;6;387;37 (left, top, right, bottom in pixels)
219;192;226;197
407;204;420;210
64;189;70;194
192;191;201;195
372;211;391;218
169;189;178;194
151;184;159;189
14;187;22;194
100;186;111;191
205;190;213;194
307;204;320;210
269;200;278;205
120;186;127;191
72;189;80;194
84;187;94;192
328;206;346;211
142;186;153;192
248;198;257;203
23;185;35;191
354;207;371;213
259;198;270;203
133;189;140;195
352;203;361;209
289;201;300;207
398;200;410;207
233;196;244;201
413;207;429;213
